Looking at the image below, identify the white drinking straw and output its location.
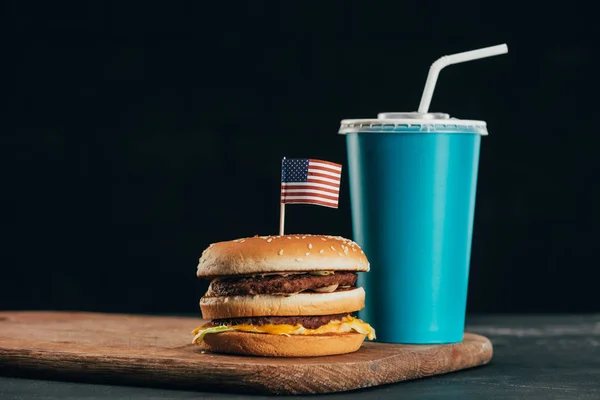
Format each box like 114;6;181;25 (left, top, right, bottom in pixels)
418;44;509;114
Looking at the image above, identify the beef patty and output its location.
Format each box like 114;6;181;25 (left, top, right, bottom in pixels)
208;272;358;296
211;313;354;329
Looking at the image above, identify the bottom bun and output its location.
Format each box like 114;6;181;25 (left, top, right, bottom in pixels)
200;331;366;357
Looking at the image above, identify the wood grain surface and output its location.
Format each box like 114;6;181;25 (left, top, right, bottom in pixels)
0;311;493;395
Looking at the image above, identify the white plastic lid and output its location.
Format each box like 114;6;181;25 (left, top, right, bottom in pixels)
338;112;488;135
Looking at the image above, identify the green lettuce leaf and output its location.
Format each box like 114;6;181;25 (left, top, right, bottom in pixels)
347;320;377;340
192;325;234;344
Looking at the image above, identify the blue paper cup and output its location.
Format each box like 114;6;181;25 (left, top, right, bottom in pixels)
339;112;488;344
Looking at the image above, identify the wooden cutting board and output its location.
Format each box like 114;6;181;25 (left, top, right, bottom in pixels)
0;311;492;395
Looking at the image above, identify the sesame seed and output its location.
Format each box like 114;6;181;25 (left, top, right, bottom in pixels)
238;239;245;243
361;250;364;253
321;238;327;241
295;236;300;239
352;248;357;252
278;249;284;255
267;238;272;242
296;258;302;262
330;246;335;251
305;252;310;256
319;249;325;254
338;252;343;256
301;236;306;239
308;243;313;249
344;247;349;255
287;237;292;240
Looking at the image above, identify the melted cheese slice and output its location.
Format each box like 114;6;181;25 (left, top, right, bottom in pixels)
192;315;376;344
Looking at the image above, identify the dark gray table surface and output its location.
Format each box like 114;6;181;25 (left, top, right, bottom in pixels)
1;314;599;399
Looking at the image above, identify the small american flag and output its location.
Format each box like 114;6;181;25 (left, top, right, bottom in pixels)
281;158;342;208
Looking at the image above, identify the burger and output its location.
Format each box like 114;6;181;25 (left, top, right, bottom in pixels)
191;234;376;357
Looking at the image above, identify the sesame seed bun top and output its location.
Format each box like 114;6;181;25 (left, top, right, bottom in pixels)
196;234;369;278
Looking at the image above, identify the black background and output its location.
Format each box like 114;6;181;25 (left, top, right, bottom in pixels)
2;2;599;315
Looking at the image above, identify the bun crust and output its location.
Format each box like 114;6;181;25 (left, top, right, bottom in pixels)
200;287;365;319
197;234;369;278
200;331;366;357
